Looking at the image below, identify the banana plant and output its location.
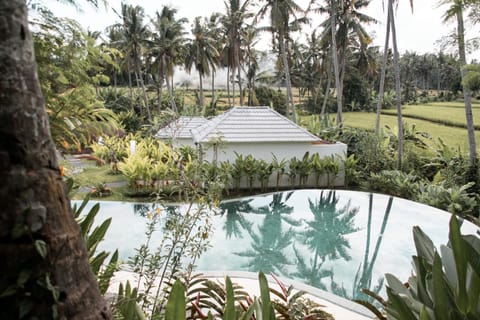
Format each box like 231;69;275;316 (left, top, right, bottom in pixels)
311;153;326;188
271;154;287;190
242;154;258;192
257;159;274;192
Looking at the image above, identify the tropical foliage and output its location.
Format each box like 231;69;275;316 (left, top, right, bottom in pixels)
357;215;480;320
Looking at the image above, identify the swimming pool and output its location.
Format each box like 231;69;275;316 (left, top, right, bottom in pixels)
77;189;479;301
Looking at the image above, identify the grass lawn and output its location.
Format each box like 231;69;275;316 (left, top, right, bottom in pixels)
345;112;480;151
299;111;480;152
381;101;480;128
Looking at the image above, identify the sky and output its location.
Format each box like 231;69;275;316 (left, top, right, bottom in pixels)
42;0;480;61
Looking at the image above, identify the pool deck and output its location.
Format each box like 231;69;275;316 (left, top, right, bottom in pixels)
108;269;375;319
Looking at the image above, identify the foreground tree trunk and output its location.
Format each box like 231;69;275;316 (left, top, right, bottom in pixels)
0;1;110;319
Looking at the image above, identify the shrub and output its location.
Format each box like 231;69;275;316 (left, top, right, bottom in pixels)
362;170;420;199
254;86;288;115
416;182;477;217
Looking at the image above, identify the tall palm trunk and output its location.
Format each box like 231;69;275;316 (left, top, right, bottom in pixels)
157;70;164;114
198;70;204;110
375;7;391;135
232;67;236;105
388;0;404;169
237;49;244;106
457;7;477;167
211;69;215;107
330;0;343;126
227;67;231;106
0;1;110;318
166;75;178;114
321;67;332;116
279;33;296;122
134;57;152;121
127;60;134;110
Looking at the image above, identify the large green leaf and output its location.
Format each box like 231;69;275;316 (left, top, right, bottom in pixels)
413;226;436;264
431;253;451;320
259;272;274;320
165;279;186;320
223;276;235;320
448;216;468;312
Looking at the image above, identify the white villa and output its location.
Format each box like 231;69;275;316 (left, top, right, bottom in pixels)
155;106;347;187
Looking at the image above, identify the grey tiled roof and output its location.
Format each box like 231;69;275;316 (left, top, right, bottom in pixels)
192;106;322;143
155;116;207;139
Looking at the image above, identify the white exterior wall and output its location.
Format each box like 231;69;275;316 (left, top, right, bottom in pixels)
201;141;347;187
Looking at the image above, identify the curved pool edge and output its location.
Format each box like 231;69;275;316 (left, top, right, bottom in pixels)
107;268;374;319
199;270;374;319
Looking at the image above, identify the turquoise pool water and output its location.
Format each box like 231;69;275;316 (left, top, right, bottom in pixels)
77;189;479;301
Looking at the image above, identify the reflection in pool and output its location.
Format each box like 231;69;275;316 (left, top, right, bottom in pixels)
78;189;479;301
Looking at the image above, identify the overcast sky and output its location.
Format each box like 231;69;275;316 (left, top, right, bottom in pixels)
42;0;479;61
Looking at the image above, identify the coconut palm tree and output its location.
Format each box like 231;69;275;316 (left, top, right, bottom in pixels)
439;0;477;168
376;0;414;169
256;0;305;122
114;3;152;121
151;6;187;114
185;16;220;112
314;0;376;126
1;0;110;317
222;0;253;106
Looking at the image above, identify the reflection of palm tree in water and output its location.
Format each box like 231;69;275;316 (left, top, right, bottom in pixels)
235;191;297;275
296;190;359;288
330;194;393;301
218;199;254;239
352;194;393;301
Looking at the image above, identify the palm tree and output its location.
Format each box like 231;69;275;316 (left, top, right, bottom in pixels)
244;26;261;105
376;0;413;169
114;3;152;121
151;6;187;114
439;0;477;168
185;16;220;112
222;0;253;106
1;0;110;317
256;0;305;122
206;12;224;108
314;0;376;126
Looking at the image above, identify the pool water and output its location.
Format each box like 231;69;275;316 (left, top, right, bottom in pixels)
76;189;479;301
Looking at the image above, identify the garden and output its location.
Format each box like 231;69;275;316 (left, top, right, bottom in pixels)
3;0;480;319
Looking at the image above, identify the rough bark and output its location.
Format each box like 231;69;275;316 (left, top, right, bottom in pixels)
375;6;391;135
0;1;110;319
